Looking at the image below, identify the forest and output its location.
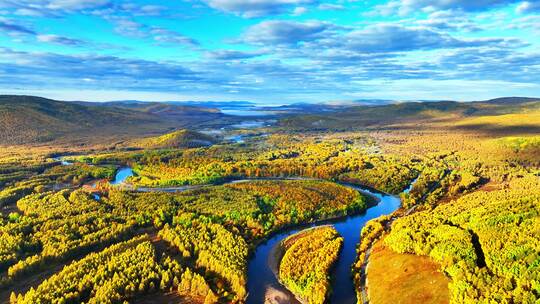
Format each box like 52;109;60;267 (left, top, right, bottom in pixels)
0;97;538;303
0;158;370;303
383;176;540;304
279;226;343;304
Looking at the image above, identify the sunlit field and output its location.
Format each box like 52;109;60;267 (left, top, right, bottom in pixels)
1;0;540;302
0;96;538;303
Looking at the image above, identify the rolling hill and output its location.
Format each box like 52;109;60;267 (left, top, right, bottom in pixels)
0;95;228;146
126;129;218;149
279;97;540;132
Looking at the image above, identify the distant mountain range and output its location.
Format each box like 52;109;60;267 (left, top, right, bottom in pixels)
279;97;540;130
1;95;538;146
83;96;540;109
87;100;256;109
81;100;343;116
347;97;540;106
474;97;540;104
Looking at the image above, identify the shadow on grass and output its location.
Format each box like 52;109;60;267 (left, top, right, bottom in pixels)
452;123;540;137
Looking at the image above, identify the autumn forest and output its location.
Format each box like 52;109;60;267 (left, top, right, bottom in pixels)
0;96;539;304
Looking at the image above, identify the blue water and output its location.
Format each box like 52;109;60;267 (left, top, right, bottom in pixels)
403;175;420;194
230;121;268;129
246;186;401;304
53;157;73;166
221;108;277;117
102;166;402;303
110;167;134;185
225;134;245;144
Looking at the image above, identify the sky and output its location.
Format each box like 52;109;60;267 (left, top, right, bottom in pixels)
0;0;540;104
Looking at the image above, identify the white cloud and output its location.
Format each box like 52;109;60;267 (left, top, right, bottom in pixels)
375;0;521;16
37;34;84;45
318;3;344;11
243;20;336;45
202;0;316;17
516;1;540;13
293;6;307;15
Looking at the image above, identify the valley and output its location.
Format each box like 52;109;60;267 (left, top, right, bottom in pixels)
0;95;539;304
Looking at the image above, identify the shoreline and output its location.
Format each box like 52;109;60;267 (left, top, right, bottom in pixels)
247;192;380;252
268;225;339;304
353;205;417;304
267;227;329;304
68;161;403;304
264;237;302;304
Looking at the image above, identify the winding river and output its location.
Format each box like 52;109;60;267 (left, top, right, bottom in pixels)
65;161;405;303
107;168;403;303
110;167;135;185
246;185;401;304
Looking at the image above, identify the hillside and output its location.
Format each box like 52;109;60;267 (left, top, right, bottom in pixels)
79;100;222;116
279;98;540;131
479;97;540;104
126;129;218;149
0;95;228;146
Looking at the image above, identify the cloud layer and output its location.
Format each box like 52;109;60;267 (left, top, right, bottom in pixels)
376;0;523;15
202;0;316;17
0;0;539;102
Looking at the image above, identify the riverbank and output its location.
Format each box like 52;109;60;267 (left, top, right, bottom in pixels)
247;184;401;304
57;160;403;304
266;236;300;304
269;225;339;304
284;228;342;303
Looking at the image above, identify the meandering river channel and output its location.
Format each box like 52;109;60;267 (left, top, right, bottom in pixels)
59;160;405;303
246;184;401;304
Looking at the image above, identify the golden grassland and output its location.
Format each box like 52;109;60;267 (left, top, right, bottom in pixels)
366;240;449;304
359;115;540;303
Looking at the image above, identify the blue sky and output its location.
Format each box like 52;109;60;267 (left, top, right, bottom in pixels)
0;0;539;104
